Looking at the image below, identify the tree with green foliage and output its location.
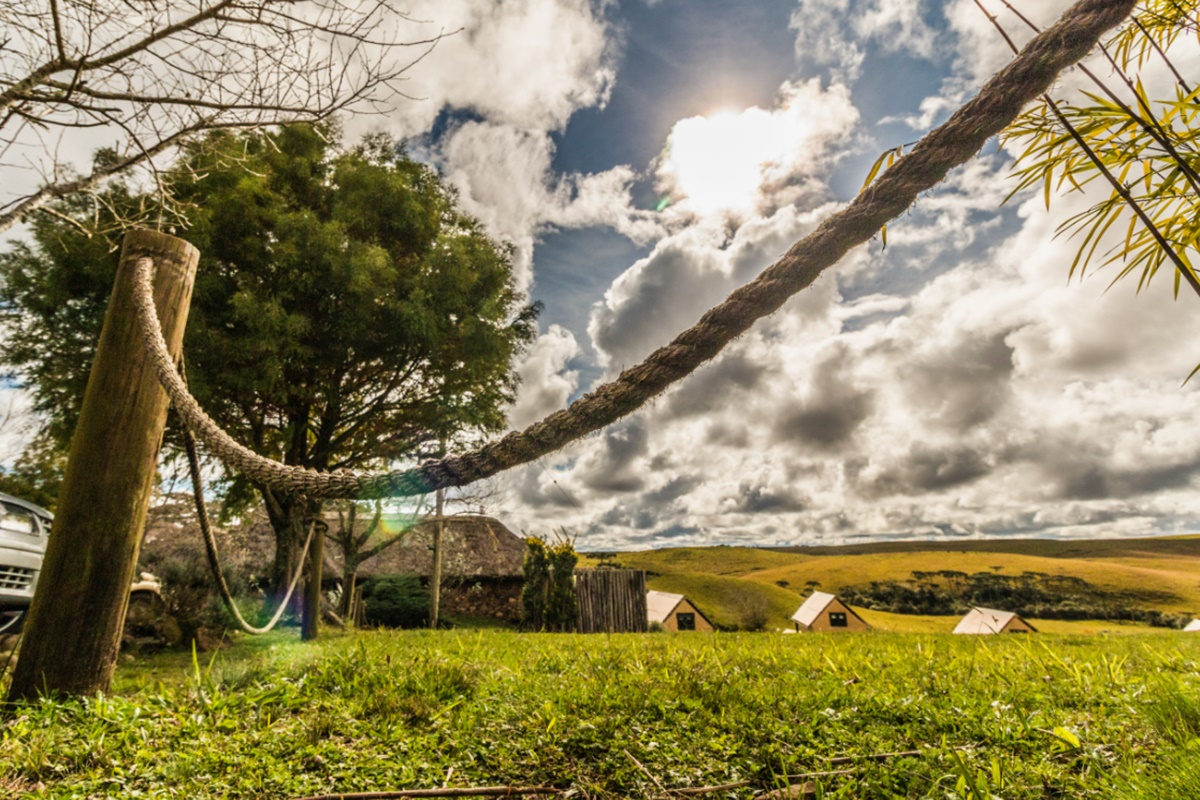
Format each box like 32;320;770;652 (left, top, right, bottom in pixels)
0;432;65;511
0;122;539;607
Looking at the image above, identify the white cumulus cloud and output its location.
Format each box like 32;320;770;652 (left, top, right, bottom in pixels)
507;325;581;430
387;0;618;135
437;122;662;293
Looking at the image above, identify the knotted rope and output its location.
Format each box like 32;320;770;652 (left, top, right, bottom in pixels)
132;0;1137;500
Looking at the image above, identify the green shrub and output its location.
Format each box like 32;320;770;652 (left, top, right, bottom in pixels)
521;538;550;629
736;594;770;632
545;539;578;631
521;533;577;631
361;574;430;629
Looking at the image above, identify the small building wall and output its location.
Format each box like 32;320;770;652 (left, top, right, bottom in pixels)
804;597;870;632
662;598;715;632
434;578;522;623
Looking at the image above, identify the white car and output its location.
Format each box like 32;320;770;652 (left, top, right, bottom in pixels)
0;492;166;636
0;491;53;634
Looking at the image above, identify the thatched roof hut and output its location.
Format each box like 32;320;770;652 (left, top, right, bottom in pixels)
355;515;526;580
138;505;276;586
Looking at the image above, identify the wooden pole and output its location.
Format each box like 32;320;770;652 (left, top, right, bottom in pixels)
302;521;324;641
353;585;365;626
429;486;444;628
7;230;198;702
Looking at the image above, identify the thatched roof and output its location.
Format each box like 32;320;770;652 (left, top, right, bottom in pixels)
353;515;526;580
138;500;526;584
138;509;277;586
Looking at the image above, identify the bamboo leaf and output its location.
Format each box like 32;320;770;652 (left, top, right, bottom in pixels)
1183;361;1200;387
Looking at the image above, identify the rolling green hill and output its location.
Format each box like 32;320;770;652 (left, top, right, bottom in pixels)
581;536;1200;631
644;572;798;631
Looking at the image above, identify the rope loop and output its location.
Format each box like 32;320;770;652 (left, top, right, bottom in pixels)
183;420;317;635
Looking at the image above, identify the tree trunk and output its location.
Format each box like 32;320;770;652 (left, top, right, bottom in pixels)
429;487;445;628
7;229;198;702
429;437;446;629
263;490;316;617
432;489;451;623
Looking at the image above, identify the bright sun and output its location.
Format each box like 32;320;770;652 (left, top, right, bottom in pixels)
657;106;804;217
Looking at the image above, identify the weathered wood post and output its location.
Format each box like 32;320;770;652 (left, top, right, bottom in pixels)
301;522;324;641
429;486;444;628
7;229;198;702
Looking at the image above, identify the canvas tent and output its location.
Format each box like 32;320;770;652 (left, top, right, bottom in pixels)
646;590;714;632
1184;619;1200;632
953;607;1036;635
790;591;870;632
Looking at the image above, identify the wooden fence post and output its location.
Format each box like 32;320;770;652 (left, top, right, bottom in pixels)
429;486;444;629
353;585;366;627
301;522;324;641
7;229;199;702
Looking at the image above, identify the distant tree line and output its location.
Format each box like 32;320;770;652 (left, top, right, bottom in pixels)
840;570;1192;628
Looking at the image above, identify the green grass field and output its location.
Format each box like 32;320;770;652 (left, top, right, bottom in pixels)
3;629;1200;799
4;538;1197;797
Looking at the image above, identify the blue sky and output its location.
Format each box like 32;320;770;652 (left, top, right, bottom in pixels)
339;0;1200;548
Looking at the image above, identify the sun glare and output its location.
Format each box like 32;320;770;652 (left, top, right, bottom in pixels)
658;106;805;217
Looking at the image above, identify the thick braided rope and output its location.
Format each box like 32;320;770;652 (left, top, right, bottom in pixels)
133;254;374;495
133;0;1136;499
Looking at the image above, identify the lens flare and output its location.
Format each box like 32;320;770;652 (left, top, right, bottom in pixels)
657;107;804;216
655;81;859;218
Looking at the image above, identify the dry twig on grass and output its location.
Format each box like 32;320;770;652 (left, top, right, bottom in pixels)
289;786;561;800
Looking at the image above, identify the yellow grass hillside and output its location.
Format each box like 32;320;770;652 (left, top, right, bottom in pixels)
854;608;1171;635
744;551;1200;612
584;537;1200;626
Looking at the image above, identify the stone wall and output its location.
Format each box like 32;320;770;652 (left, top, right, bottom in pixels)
436;579;522;623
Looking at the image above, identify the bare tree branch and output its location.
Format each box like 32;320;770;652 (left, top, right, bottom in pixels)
1;1;450;236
